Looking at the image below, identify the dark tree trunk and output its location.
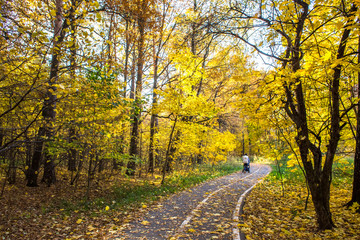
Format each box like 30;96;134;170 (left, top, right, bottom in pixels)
67;1;77;173
68;125;77;171
164;130;180;173
7;149;16;185
98;155;104;173
127;11;145;176
281;0;356;230
349;31;360;207
68;148;77;171
248;134;251;157
41;0;64;187
161;117;178;184
0;127;4;162
86;151;94;200
242;132;245;156
70;148;84;185
154;117;160;167
28;0;67;187
148;113;157;173
27;127;45;187
25;136;32;179
148;39;159;173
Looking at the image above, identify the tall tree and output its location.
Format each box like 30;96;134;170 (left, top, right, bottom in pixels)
28;0;66;187
348;32;360;209
127;0;154;175
148;0;174;173
218;0;358;229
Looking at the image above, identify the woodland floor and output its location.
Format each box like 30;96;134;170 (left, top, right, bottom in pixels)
0;161;246;239
1;161;359;240
1;175;132;239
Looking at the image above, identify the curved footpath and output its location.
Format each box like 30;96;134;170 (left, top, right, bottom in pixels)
115;163;271;240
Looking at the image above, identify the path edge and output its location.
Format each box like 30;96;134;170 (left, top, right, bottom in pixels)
233;166;272;240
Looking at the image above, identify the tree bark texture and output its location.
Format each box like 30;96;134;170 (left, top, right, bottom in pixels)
127;8;145;175
27;127;45;187
148;37;159;173
350;30;360;206
41;0;64;186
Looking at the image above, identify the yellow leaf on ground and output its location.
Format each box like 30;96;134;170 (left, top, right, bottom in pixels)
141;220;150;225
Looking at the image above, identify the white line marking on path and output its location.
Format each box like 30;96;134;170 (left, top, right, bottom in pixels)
175;167;261;238
232;167;271;240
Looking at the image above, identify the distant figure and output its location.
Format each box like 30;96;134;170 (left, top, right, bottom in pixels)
242;153;250;173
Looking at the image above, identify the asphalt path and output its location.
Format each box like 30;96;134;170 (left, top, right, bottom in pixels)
116;163;271;240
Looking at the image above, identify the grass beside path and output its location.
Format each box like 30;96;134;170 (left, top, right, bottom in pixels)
0;160;242;240
241;158;360;239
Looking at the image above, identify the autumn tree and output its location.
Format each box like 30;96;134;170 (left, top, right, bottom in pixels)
348;32;360;210
216;0;359;229
147;0;175;173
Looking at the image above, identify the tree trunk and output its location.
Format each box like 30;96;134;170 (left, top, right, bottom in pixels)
308;172;334;229
86;150;94;200
70;147;84;185
41;0;64;186
148;113;157;173
25;135;32;180
116;17;130;170
161;117;178;184
164;130;180;173
7;149;16;184
68;125;77;171
27;127;45;187
67;1;77;172
148;37;159;173
127;12;145;175
242;132;245;156
349;31;360;207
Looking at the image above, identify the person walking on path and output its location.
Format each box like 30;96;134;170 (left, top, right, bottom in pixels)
242;153;250;173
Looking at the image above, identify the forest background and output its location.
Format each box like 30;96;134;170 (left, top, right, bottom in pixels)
0;0;360;239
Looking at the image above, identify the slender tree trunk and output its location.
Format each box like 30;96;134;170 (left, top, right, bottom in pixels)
68;124;77;171
116;17;130;169
127;50;136;171
161;117;178;185
67;0;78;172
127;13;145;175
148;37;159;173
71;147;83;185
242;132;245;156
86;150;93;200
148;113;157;173
7;149;16;184
164;130;180;173
154;117;160;167
25;135;32;179
0;127;4;163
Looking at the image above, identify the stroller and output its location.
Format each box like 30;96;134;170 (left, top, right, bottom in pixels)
242;163;250;173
